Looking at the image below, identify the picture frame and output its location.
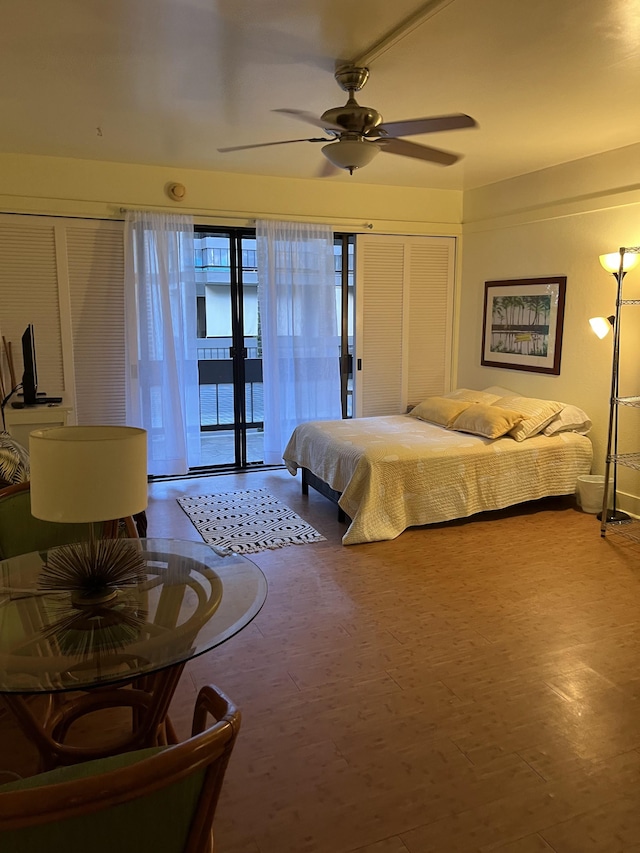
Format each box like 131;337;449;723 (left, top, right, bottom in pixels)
481;276;566;375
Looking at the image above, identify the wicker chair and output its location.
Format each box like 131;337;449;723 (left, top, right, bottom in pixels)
0;684;240;853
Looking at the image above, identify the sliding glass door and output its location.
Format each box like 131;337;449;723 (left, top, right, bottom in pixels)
194;228;262;468
192;227;353;471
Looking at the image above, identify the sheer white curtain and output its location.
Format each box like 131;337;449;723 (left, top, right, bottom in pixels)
257;219;341;465
124;211;201;476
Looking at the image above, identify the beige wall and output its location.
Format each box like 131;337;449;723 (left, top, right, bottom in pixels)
459;145;640;513
0;153;462;236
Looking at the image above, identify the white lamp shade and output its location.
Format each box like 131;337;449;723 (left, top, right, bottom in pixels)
589;316;613;339
321;139;380;171
599;252;640;274
29;426;148;523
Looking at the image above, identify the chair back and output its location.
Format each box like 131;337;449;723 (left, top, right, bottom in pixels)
0;482;139;559
0;482;93;560
0;684;240;853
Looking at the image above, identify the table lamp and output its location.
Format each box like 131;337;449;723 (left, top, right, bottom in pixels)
29;425;148;607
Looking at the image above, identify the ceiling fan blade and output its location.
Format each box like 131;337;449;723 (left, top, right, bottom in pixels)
273;108;342;131
375;113;477;138
218;137;329;153
379;137;460;166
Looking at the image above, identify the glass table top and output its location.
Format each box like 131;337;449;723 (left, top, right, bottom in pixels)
0;538;267;693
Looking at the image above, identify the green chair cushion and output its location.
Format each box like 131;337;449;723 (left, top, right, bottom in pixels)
0;747;164;792
0;747;207;853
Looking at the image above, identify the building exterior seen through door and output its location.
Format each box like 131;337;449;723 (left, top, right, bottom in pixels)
194;229;260;468
193;228;354;471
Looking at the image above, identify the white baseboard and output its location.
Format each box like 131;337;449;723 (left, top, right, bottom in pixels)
617;489;640;519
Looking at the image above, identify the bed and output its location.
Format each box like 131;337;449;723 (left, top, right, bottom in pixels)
282;389;594;545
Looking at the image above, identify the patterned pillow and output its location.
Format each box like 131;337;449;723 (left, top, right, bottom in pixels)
492;396;563;441
482;385;518;398
443;388;501;405
0;432;30;486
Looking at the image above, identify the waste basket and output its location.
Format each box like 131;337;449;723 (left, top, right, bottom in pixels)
576;474;610;514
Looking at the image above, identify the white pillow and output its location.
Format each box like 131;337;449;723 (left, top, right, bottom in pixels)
543;405;592;436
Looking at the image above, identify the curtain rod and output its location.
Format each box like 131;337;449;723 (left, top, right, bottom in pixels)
118;206;374;230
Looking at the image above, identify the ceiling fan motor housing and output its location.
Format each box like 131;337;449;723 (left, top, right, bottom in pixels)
322;66;383;135
334;65;370;93
321;101;382;135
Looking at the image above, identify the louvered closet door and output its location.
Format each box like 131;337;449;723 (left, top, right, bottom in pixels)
66;222;127;425
406;237;455;405
0;217;65;400
355;238;405;416
355;234;455;417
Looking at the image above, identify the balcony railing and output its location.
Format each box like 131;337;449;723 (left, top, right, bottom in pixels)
198;356;263;431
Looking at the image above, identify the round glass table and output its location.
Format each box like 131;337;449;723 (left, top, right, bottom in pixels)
0;538;267;768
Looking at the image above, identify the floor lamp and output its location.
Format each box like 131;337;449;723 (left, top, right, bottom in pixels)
594;249;640;526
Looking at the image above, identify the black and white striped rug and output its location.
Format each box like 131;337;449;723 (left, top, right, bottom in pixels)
177;488;326;554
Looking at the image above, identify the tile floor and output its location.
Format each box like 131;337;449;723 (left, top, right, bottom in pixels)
3;468;640;852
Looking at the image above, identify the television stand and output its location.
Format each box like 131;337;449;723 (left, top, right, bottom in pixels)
10;395;63;408
4;405;72;446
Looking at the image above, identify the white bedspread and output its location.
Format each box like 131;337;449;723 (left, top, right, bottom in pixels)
283;415;593;545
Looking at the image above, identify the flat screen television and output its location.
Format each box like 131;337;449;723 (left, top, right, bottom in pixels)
21;324;38;405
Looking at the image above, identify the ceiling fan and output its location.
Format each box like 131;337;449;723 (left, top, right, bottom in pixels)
217;65;477;175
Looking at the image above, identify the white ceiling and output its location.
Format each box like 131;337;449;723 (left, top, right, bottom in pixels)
3;0;640;191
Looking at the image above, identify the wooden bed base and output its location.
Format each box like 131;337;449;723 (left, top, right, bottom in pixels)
301;467;350;524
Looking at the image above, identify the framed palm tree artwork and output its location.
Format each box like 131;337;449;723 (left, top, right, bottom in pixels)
481;276;567;374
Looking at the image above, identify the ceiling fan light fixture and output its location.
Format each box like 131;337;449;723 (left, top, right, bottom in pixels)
321;138;380;174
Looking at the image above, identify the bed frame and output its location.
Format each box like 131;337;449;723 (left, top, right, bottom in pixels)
301;467;350;523
302;465;577;533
